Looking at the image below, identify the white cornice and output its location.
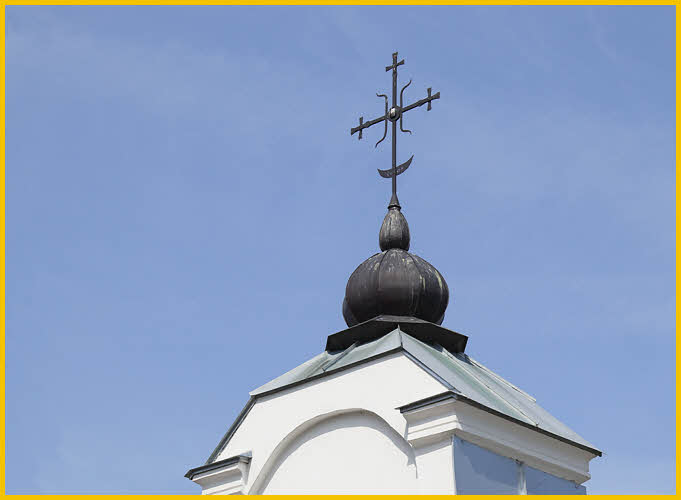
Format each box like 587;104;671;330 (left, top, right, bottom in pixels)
401;395;596;484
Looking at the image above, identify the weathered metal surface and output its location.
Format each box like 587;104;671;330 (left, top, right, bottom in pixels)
379;206;410;251
350;51;440;209
343;247;449;327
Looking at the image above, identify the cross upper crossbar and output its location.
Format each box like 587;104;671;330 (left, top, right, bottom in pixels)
385;52;404;72
350;89;440;138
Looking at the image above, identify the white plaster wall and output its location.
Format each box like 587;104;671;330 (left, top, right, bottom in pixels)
258;411;418;494
217;352;448;494
414;438;455;494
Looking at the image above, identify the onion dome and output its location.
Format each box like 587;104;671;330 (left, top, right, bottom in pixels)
342;205;450;327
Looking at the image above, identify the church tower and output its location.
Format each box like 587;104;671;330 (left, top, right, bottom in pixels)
184;52;601;495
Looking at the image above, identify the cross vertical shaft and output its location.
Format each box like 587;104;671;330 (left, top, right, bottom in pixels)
389;52;401;208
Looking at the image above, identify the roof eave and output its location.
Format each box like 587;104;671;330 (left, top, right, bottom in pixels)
185;453;252;480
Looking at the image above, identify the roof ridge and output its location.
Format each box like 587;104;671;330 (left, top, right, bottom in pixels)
399;333;460;392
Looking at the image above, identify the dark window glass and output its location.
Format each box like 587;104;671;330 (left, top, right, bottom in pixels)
525;465;586;495
453;437;519;494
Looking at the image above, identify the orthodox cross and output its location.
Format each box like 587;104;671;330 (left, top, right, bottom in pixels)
350;52;440;208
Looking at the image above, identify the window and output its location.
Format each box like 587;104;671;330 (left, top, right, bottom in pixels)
453;437;586;495
525;465;586;495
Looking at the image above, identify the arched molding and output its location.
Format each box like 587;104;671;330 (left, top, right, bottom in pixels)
249;408;416;494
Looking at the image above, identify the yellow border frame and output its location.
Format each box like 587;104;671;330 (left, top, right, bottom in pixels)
0;1;678;4
0;2;676;496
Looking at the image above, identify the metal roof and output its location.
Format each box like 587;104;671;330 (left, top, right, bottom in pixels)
249;327;600;456
251;330;403;397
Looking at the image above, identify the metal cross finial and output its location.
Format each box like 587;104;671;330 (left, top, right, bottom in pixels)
350;51;440;209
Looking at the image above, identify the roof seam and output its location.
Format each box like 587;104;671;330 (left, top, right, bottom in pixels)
321;342;358;372
466;355;537;402
440;347;538;427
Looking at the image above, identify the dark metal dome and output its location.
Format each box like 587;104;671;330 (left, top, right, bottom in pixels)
342;206;450;327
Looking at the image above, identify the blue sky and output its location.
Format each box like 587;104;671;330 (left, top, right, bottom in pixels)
6;5;675;494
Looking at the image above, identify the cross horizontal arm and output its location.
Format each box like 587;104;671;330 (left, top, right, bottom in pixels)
402;89;441;114
385;58;404;72
350;114;387;137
